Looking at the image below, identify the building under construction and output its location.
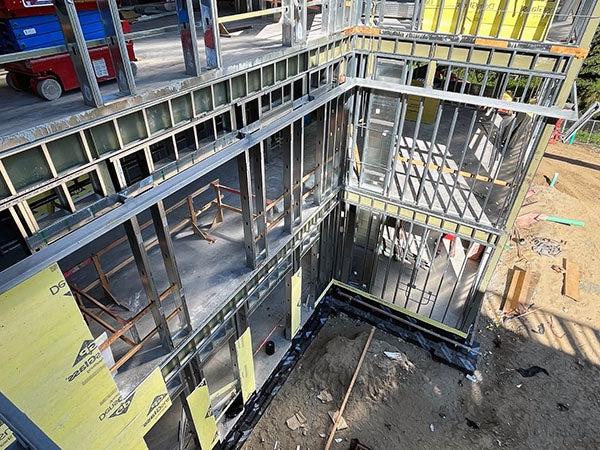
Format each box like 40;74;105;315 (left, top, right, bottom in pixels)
0;0;597;448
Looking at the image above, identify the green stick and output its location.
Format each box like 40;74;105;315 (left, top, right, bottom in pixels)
543;216;585;227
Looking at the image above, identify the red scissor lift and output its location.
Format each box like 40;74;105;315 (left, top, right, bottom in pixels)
1;0;137;100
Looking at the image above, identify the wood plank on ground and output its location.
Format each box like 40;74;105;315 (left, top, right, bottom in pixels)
563;258;580;301
503;266;530;313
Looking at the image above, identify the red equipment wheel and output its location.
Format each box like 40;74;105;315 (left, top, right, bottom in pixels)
6;72;29;91
130;61;138;77
35;77;63;101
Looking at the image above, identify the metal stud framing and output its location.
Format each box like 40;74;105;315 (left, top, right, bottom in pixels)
124;216;175;351
54;0;103;107
2;2;600;445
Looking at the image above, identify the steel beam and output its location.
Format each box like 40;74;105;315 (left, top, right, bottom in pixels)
124;217;174;351
282;0;308;47
228;299;249;390
339;203;357;282
200;0;222;69
283;122;303;233
250;143;268;258
283;124;294;233
292;119;304;227
150;201;193;333
238;149;259;268
348;78;577;120
97;0;137;96
54;0;103;107
313;105;327;205
176;0;203;76
283;268;294;338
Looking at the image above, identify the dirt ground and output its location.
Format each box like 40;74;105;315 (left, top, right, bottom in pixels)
241;143;600;450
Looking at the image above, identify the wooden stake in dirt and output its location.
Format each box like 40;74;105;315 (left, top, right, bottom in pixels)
324;327;376;450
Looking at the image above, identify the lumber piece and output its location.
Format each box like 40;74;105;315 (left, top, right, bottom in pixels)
324;327;376;450
563;258;580;301
503;267;530;313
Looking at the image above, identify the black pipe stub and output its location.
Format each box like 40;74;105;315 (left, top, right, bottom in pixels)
265;340;275;356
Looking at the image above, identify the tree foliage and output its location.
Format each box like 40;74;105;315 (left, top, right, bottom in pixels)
577;28;600;111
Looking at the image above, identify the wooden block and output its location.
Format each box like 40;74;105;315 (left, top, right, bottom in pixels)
549;45;588;59
504;267;530;312
563;258;580;301
474;38;509;49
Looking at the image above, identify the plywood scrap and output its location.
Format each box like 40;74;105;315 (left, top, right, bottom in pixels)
317;389;333;403
503;267;531;313
328;410;348;430
562;258;580;301
285;411;307;430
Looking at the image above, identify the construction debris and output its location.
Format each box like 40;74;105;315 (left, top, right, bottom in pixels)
317;389;333;404
465;418;480;429
328;411;348;430
383;351;415;371
516;366;550;377
562;258;580;301
532;323;545;335
349;439;373;450
286;412;307;431
515;212;543;228
530;236;564;256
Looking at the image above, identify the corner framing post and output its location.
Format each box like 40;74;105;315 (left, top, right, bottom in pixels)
284;268;294;339
237;150;258;268
200;0;223;69
176;0;203;76
282;0;307;47
382;95;402;195
313;105;327;205
124;217;174;351
292;119;304;227
227;303;249;392
322;0;334;35
150;200;193;334
309;239;320;307
339;203;357;282
284;121;303;233
284;246;301;338
97;0;136;95
250;143;268;259
283;124;293;232
54;0;103;107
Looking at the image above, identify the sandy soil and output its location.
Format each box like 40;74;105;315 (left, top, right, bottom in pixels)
241;143;600;450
